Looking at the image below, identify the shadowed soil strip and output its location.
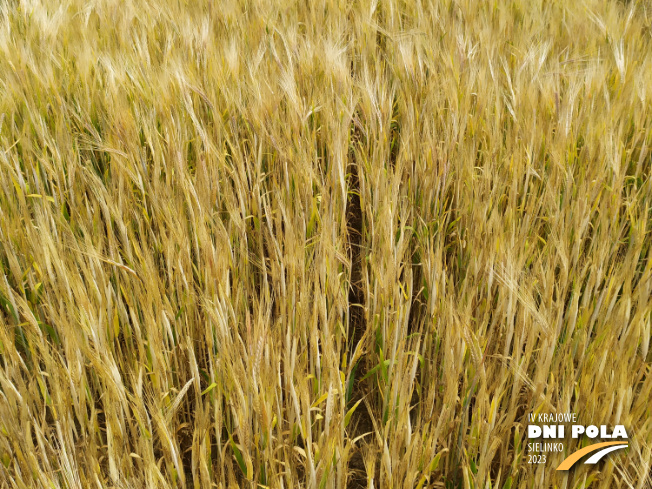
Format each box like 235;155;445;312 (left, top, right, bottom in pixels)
345;145;373;489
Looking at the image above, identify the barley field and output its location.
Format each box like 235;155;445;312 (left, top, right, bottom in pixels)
0;0;651;488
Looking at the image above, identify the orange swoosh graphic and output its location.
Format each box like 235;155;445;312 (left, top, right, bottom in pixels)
556;441;628;470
